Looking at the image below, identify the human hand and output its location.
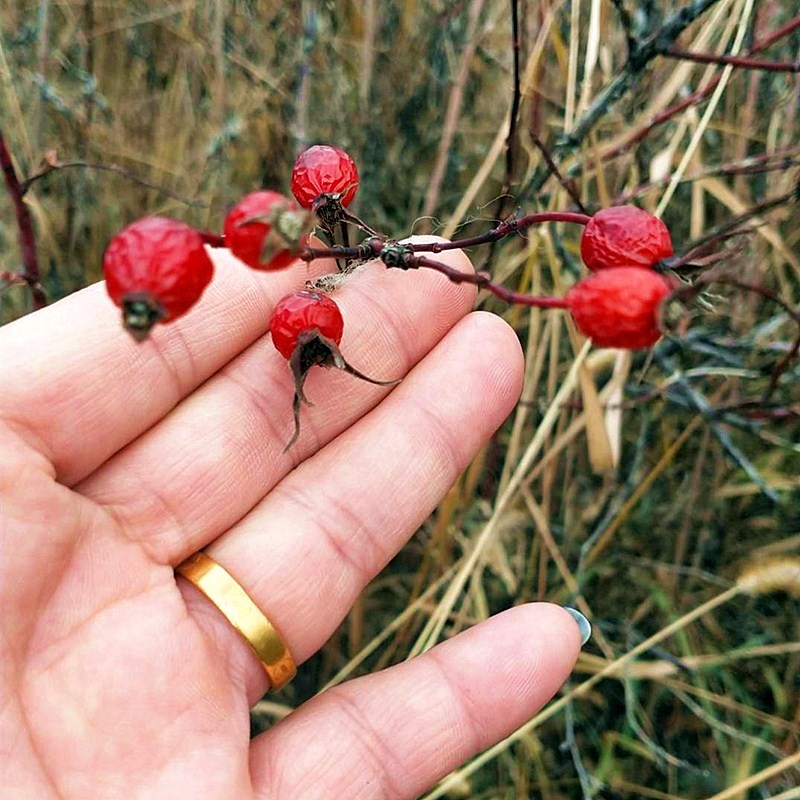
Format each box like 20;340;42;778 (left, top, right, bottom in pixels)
1;240;585;799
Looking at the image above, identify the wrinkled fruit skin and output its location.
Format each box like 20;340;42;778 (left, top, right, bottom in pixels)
103;216;213;338
224;190;306;271
581;206;673;271
291;145;359;209
269;290;344;359
566;267;672;349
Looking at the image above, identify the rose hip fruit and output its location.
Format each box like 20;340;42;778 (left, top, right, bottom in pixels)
290;145;359;210
224;190;313;271
581;206;673;271
268;290;399;449
269;290;344;359
103;216;214;341
566;267;672;349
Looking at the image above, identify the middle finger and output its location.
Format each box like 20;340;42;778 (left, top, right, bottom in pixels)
79;242;476;563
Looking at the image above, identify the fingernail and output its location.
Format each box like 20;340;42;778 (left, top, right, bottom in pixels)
562;607;592;646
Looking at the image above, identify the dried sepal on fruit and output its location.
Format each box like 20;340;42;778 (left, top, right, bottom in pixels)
565;267;673;349
268;290;400;449
103;216;214;341
224;191;314;271
581;206;674;271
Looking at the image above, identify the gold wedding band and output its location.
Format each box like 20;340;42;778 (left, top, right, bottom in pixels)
176;552;296;692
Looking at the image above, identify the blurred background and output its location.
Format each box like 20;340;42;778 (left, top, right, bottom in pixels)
2;1;799;797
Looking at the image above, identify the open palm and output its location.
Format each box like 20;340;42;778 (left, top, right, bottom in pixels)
1;241;582;799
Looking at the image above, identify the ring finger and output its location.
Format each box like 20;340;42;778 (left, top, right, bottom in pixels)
181;310;524;701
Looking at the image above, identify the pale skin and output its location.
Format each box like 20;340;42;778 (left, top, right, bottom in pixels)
0;238;582;799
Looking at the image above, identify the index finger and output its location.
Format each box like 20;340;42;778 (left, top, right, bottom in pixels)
0;247;337;486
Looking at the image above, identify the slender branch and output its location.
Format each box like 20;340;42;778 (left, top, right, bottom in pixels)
405;255;570;309
753;13;800;51
301;235;574;310
21;156;208;208
664;46;800;72
408;211;591;252
0;130;47;310
530;133;588;213
297;211;591;265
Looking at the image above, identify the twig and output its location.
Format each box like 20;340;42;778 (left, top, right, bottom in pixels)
611;149;800;204
530;132;588;213
20;156;208;208
0;130;47;310
404;255;569;309
408;211;591;251
297;211;590;265
664;46;800;72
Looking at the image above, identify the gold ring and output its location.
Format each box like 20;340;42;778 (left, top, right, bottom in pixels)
176;552;296;692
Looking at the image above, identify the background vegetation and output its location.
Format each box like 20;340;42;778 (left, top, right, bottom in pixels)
2;1;799;797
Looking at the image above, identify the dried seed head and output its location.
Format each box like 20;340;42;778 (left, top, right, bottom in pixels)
737;556;800;597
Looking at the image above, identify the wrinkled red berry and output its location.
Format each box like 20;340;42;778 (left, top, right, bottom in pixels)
268;289;399;449
290;145;359;210
581;206;673;271
224;191;313;271
269;290;344;359
566;267;672;349
103;216;214;341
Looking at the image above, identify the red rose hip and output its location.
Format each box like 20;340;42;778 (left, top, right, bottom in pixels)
566;267;672;349
290;145;359;210
224;190;313;271
269;290;344;359
581;206;673;271
268;290;399;449
103;216;214;341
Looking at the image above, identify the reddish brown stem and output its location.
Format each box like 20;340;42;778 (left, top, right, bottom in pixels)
298;210;590;265
198;231;225;248
20;158;208;208
0;130;47;310
411;255;570;309
664;47;800;72
408;211;591;253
